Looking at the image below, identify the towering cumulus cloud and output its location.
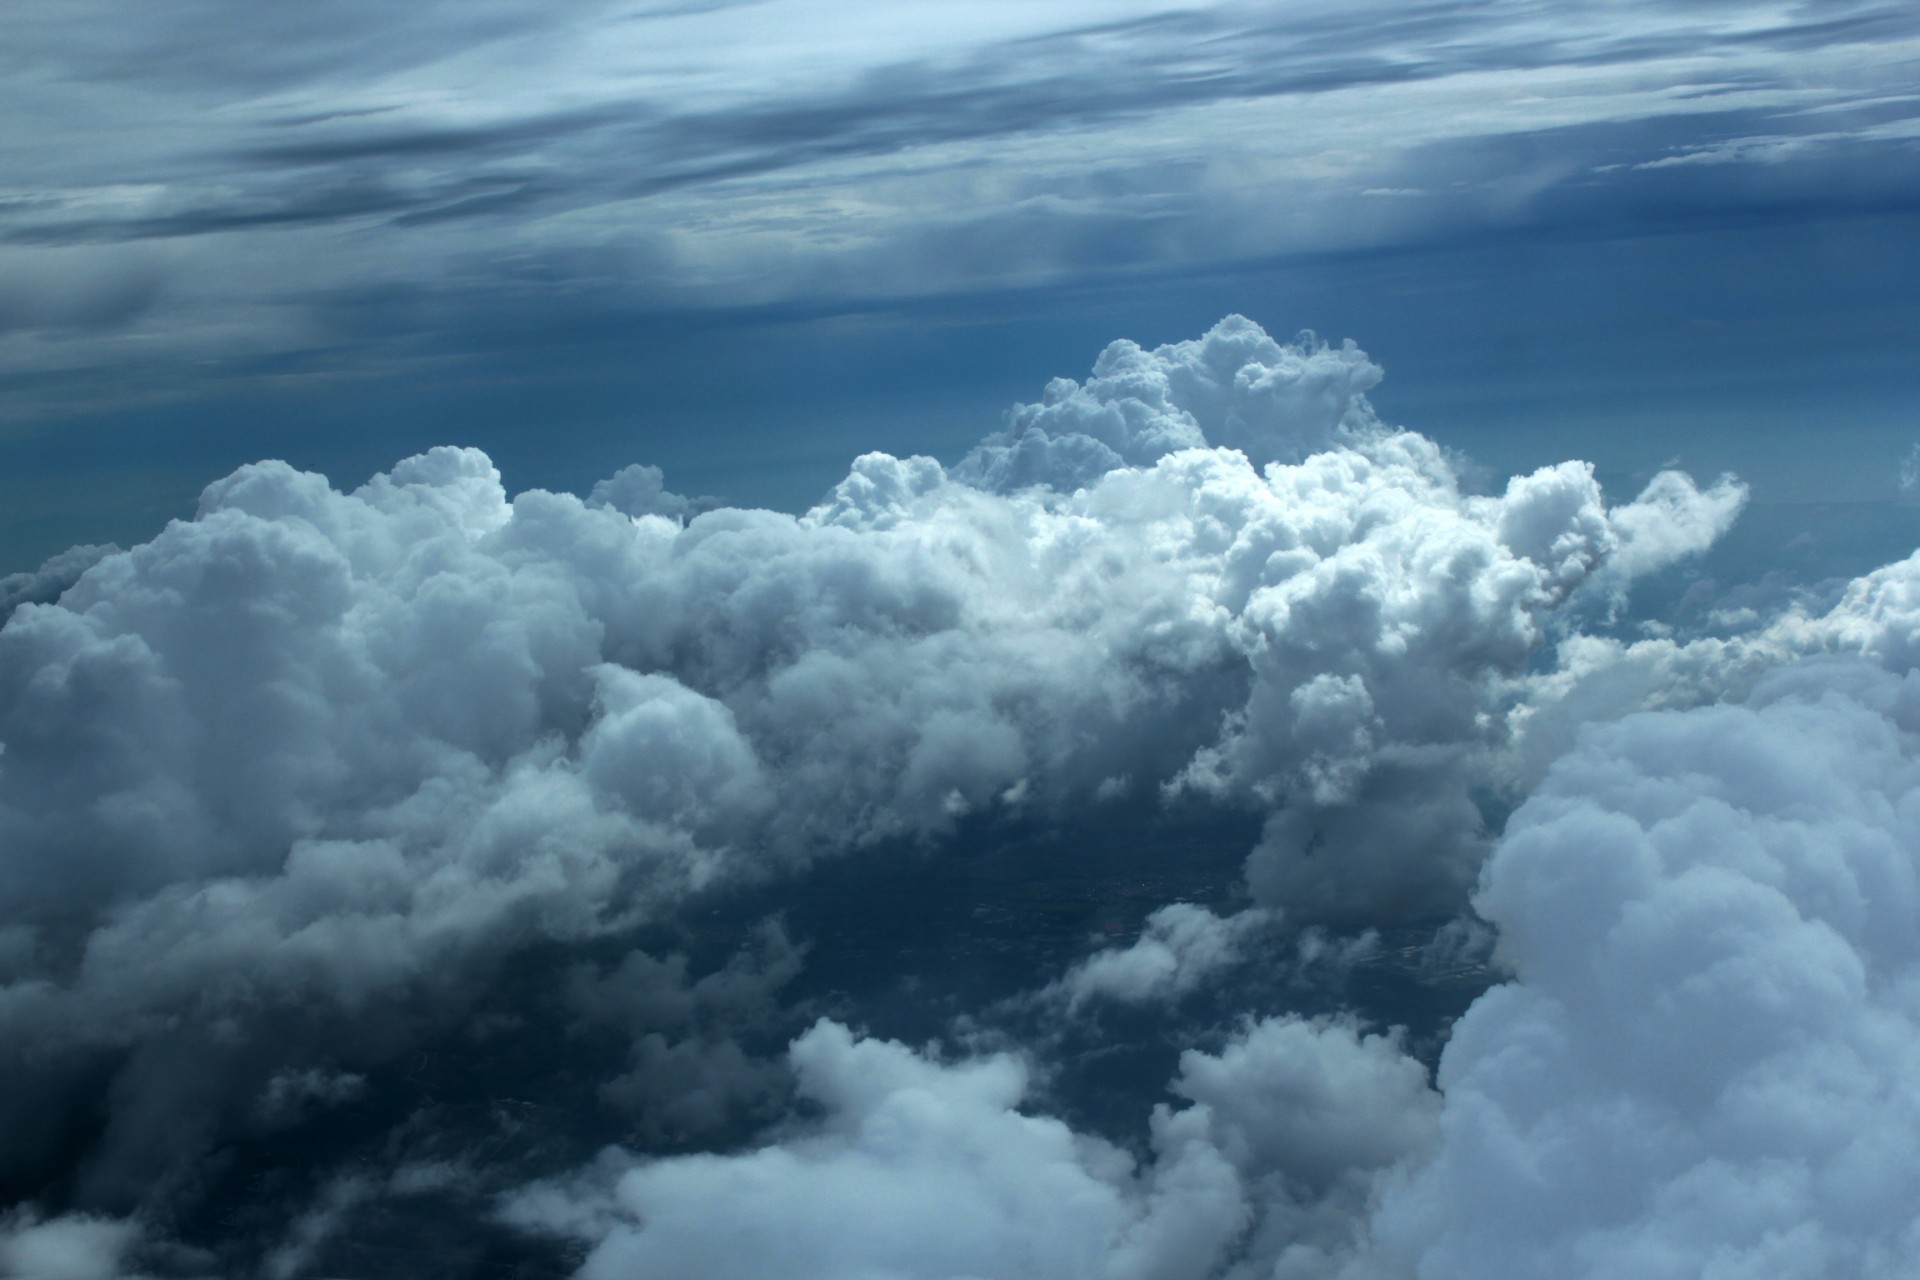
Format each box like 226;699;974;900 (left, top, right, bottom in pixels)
0;317;1773;1271
954;317;1385;492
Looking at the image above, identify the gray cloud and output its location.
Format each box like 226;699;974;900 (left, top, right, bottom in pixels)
16;5;1915;249
507;577;1920;1280
2;1;1916;1269
0;543;117;626
4;0;1916;423
567;919;804;1145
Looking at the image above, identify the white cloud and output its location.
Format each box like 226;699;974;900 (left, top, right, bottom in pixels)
523;650;1920;1280
0;316;1743;1231
955;319;1384;492
1052;902;1279;1011
509;1013;1440;1280
1603;468;1749;584
1366;657;1920;1278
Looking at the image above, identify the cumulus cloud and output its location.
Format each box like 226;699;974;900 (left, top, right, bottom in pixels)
1585;467;1748;589
1366;657;1920;1278
508;1013;1439;1280
518;653;1920;1280
1051;903;1279;1012
0;543;117;626
0;316;1749;1256
954;320;1385;493
1508;525;1920;785
587;464;714;523
508;1018;1246;1280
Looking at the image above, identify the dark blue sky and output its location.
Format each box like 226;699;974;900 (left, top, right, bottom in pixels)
3;0;1917;572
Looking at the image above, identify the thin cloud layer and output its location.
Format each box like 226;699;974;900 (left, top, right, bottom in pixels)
3;0;1916;422
0;1209;144;1280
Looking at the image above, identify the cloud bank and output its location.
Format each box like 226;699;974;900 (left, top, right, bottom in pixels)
20;314;1920;1278
516;648;1920;1280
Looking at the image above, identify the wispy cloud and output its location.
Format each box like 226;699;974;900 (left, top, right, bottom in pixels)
2;0;1917;419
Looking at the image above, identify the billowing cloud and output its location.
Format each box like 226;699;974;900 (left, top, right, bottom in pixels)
506;652;1920;1280
1367;656;1920;1278
508;1013;1440;1280
955;317;1385;491
0;542;117;626
0;316;1758;1263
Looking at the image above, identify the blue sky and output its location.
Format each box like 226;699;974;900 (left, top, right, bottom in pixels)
2;0;1918;568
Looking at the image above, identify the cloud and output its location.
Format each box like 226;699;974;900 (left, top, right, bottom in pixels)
508;1017;1246;1280
1365;656;1920;1278
5;0;1917;420
0;542;117;626
0;316;1742;1253
587;463;715;522
1520;525;1920;770
0;1208;145;1280
513;646;1920;1280
566;918;805;1145
507;1012;1439;1280
1051;902;1279;1011
955;317;1385;491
